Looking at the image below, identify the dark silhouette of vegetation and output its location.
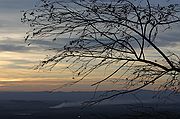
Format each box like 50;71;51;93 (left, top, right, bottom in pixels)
22;0;180;103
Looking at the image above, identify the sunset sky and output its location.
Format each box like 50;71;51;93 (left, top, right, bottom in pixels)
0;0;180;92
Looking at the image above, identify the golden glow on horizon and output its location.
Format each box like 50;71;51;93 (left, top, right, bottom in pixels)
0;78;23;82
0;47;179;92
0;33;24;40
0;46;180;91
0;61;12;66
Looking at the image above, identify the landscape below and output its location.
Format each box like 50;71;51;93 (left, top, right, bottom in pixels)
0;90;180;119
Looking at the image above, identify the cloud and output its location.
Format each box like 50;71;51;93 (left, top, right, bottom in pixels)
0;0;179;52
156;28;180;47
0;0;36;10
0;42;38;53
0;37;70;53
0;44;29;52
0;0;36;34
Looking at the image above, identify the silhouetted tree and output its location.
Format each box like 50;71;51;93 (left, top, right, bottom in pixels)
22;0;180;103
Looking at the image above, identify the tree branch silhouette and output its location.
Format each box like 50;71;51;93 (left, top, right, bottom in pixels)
22;0;180;102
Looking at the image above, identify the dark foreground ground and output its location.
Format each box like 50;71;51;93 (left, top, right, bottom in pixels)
0;100;180;119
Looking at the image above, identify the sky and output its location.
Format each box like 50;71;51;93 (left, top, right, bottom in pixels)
0;0;180;92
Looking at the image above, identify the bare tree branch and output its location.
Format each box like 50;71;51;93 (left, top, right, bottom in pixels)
22;0;180;102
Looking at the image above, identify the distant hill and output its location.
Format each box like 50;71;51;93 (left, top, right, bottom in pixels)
0;90;179;104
